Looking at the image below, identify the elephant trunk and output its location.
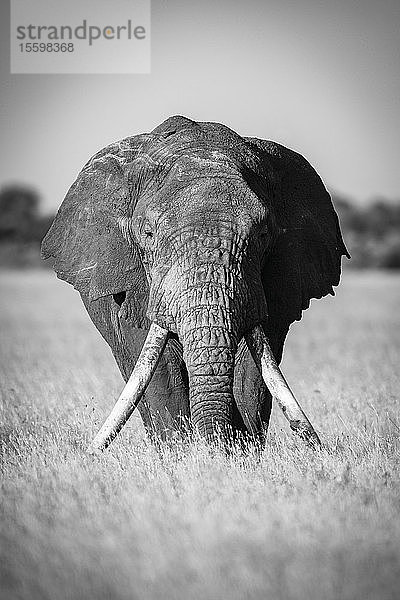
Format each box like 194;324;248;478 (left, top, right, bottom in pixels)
177;299;238;441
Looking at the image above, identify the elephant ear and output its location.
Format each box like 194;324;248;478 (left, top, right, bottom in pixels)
246;137;349;352
41;136;153;326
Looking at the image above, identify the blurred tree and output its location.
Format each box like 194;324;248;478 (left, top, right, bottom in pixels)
364;200;400;238
0;185;40;241
332;194;400;269
0;185;55;268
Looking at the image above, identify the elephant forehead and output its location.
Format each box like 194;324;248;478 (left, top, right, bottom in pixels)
162;149;244;180
154;175;269;224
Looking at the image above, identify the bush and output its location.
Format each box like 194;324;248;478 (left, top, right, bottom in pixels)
333;195;400;270
0;185;54;268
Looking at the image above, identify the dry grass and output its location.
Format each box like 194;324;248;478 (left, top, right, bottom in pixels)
1;270;399;600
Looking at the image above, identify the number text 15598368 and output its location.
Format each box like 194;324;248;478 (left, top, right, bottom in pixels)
19;43;74;52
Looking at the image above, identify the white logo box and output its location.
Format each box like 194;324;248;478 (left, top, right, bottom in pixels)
11;0;151;74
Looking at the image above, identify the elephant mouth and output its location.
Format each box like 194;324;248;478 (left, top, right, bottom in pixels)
87;322;320;454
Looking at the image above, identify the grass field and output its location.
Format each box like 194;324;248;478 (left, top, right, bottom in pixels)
1;270;399;600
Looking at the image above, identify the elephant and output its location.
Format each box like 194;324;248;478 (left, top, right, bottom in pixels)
42;115;349;453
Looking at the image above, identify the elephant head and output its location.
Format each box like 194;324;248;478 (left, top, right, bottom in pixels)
42;116;348;452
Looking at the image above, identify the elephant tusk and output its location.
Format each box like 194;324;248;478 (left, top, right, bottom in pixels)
245;325;321;447
87;323;169;454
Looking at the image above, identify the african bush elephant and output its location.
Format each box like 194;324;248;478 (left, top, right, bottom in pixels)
42;116;348;453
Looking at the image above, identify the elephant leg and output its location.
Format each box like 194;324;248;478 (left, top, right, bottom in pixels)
81;294;190;441
233;328;287;447
137;338;190;441
233;337;273;447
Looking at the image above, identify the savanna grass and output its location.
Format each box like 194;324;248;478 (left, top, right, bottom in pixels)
1;270;399;600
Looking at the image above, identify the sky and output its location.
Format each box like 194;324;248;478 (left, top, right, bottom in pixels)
1;0;399;212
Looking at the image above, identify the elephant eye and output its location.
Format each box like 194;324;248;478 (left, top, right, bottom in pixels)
143;222;154;238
